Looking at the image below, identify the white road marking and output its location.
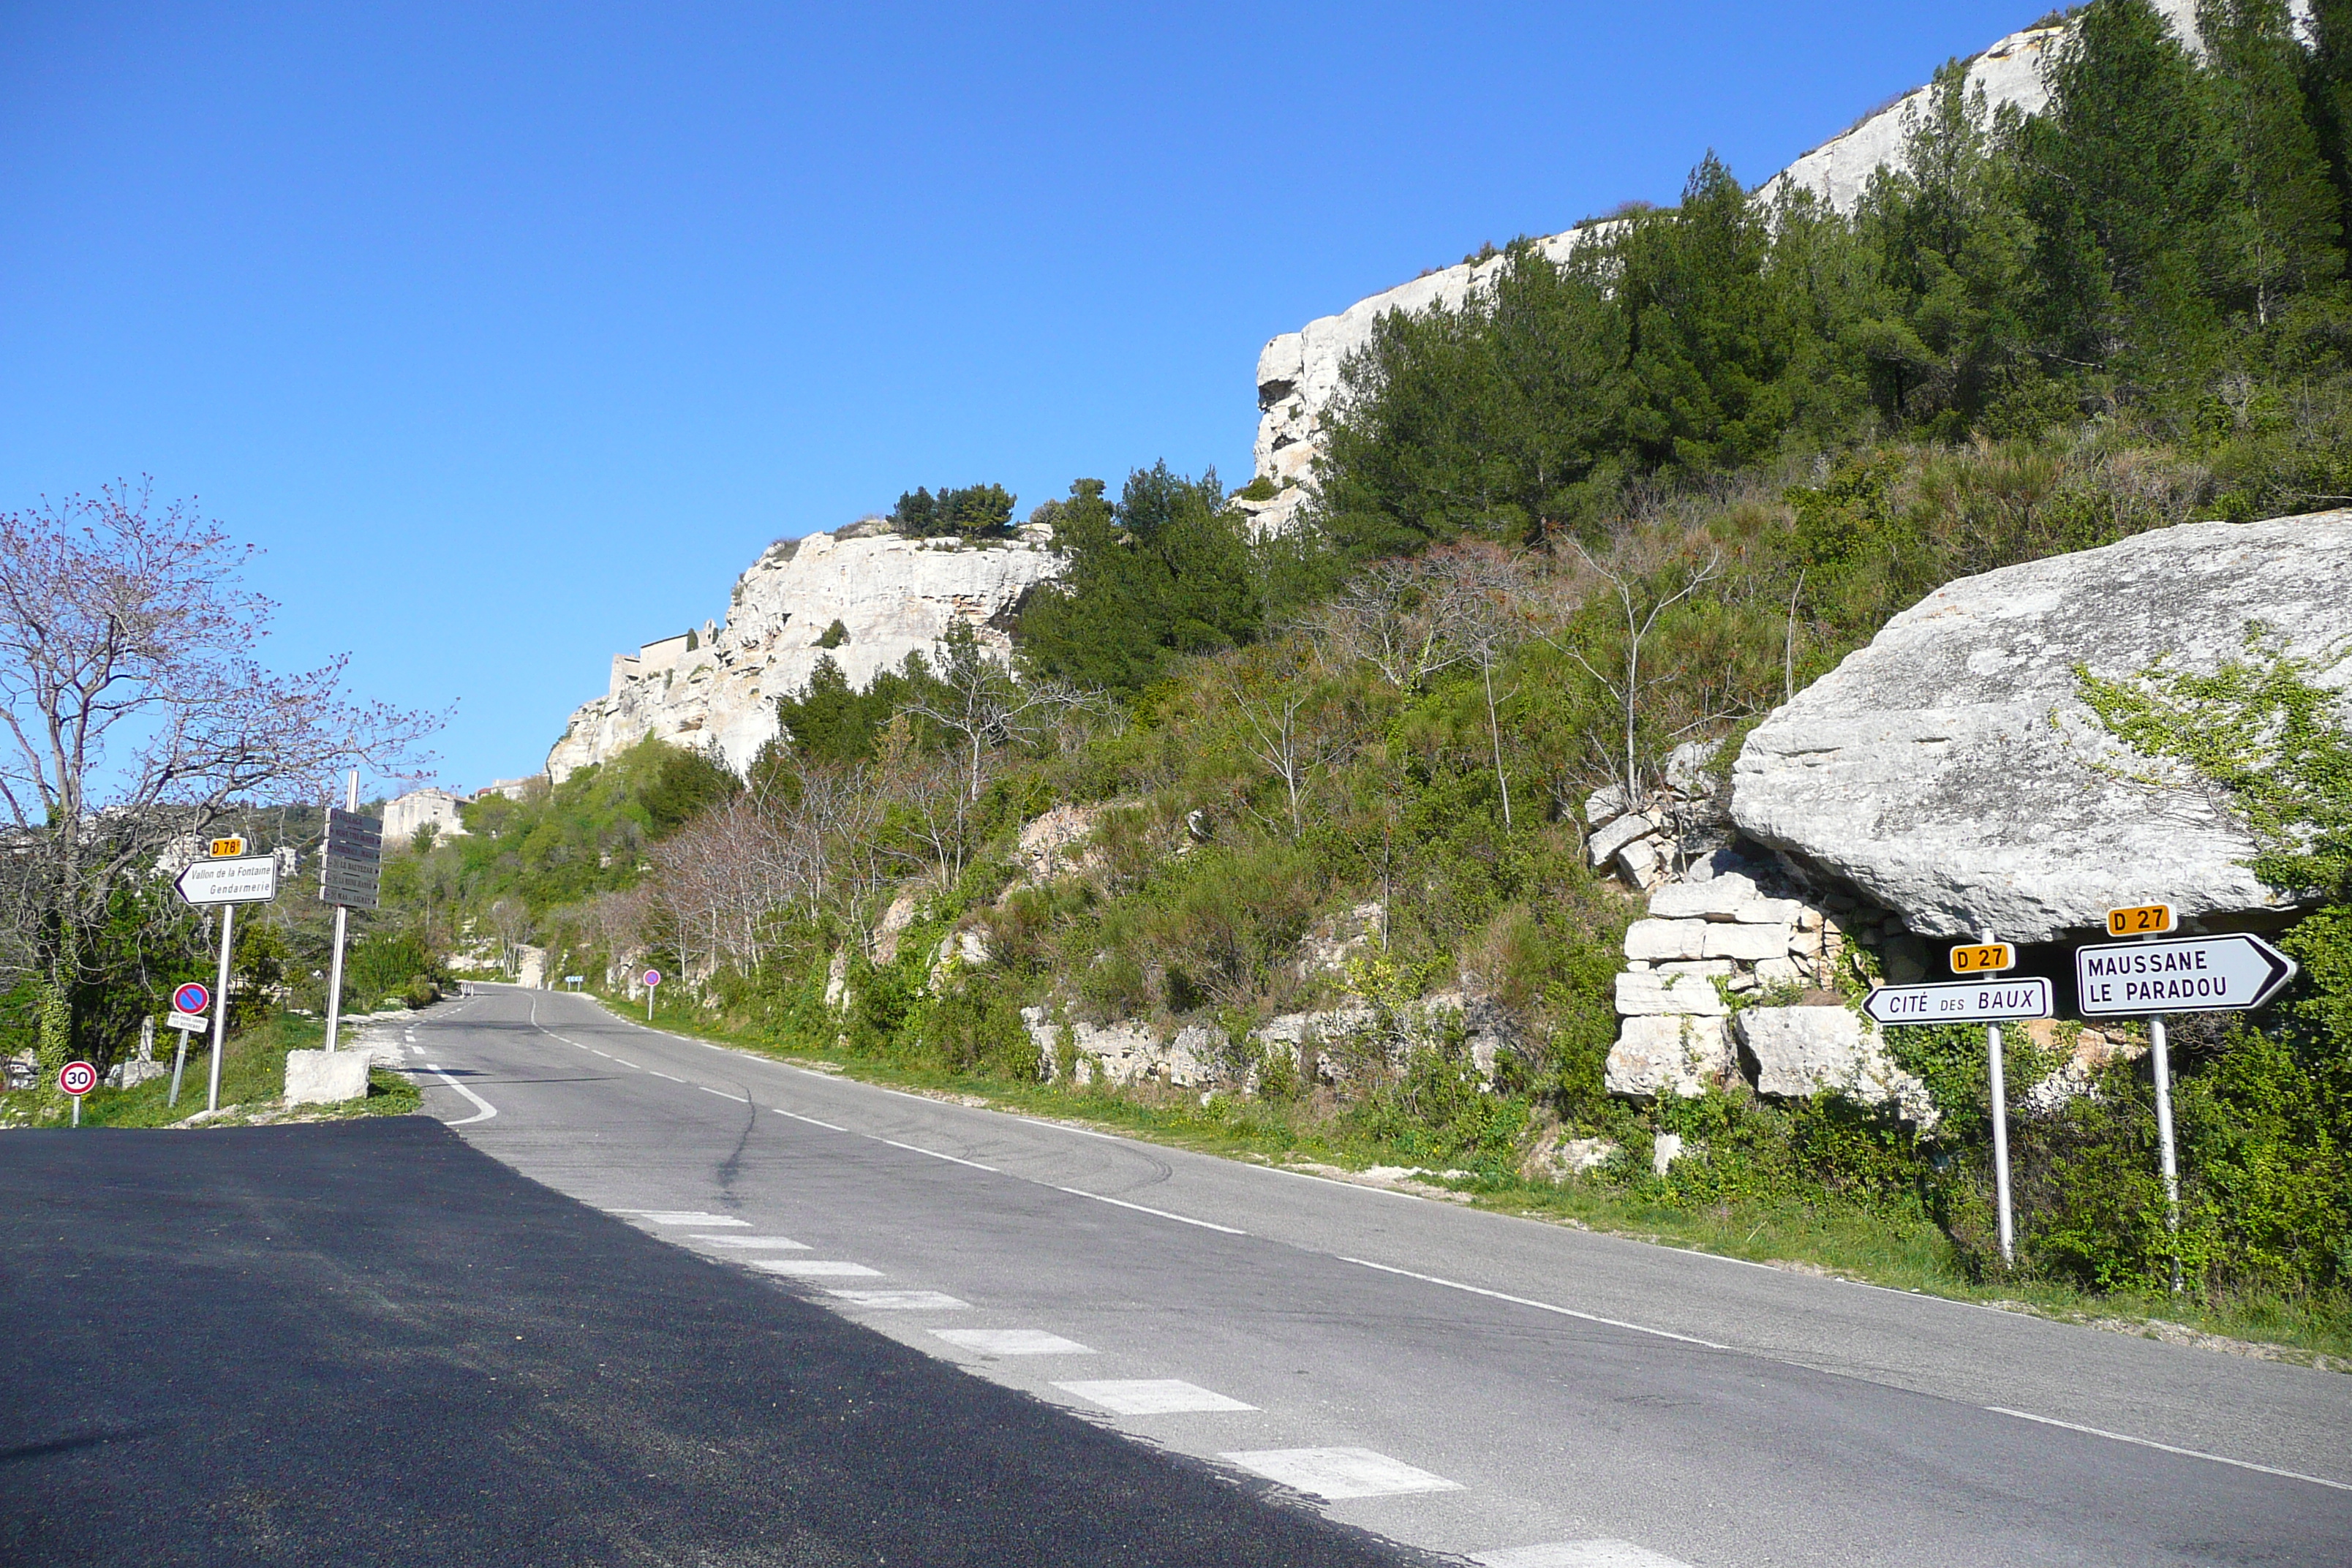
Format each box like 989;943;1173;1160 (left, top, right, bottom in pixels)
589;1049;611;1058
1054;1379;1255;1414
751;1259;883;1277
648;1071;684;1082
611;1058;639;1069
691;1235;810;1250
698;1086;750;1103
1218;1447;1462;1501
422;1063;498;1126
827;1289;970;1310
1054;1186;1245;1235
1340;1256;1727;1350
1986;1406;2352;1493
614;1210;748;1226
1473;1543;1692;1568
877;1137;998;1172
772;1107;848;1131
931;1329;1093;1356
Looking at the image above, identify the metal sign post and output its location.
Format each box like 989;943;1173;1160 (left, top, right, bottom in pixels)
1866;945;2046;1267
1987;1019;2013;1266
319;773;382;1053
2077;914;2296;1296
59;1060;95;1126
206;905;235;1114
1970;935;2016;1267
165;983;211;1107
174;846;279;1112
643;969;662;1021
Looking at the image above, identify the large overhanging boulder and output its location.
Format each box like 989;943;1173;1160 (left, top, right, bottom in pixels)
1730;514;2352;942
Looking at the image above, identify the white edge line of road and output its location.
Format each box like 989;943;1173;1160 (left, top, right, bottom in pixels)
421;1063;497;1126
877;1137;999;1172
1056;1186;1246;1235
1984;1406;2352;1493
1340;1256;1728;1350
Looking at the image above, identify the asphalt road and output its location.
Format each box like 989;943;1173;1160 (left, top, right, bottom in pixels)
388;984;2352;1567
0;1118;1425;1567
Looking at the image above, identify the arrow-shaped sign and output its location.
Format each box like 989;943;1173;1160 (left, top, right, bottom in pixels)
1864;977;2054;1026
2075;932;2299;1017
174;854;279;907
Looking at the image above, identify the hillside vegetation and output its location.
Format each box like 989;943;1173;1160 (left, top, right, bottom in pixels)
376;2;2350;1336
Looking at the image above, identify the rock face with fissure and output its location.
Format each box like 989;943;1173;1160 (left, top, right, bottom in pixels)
1730;515;2352;942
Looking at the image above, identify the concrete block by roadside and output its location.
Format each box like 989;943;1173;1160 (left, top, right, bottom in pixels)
284;1049;371;1107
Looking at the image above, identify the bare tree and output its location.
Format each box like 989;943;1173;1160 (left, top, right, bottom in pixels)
1423;543;1537;831
486;898;533;977
0;483;437;1062
1557;534;1725;809
900;622;1080;807
1225;649;1357;841
1313;556;1475;692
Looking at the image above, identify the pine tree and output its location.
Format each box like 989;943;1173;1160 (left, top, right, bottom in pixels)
2021;0;2223;389
2200;0;2344;328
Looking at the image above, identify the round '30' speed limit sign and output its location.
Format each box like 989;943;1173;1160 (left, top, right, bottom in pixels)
58;1060;97;1097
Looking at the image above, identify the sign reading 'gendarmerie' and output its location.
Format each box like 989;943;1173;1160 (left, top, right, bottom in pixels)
2074;933;2298;1017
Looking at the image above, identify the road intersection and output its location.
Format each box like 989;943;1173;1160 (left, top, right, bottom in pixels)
391;984;2352;1566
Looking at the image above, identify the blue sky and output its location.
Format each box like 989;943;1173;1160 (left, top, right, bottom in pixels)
1;1;2035;793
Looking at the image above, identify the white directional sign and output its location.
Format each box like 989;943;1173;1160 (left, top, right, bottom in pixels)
2075;933;2298;1016
1864;977;2054;1026
173;854;279;907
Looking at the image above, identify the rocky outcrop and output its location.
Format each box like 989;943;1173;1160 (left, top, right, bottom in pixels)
1734;1006;1937;1128
382;788;468;844
1731;515;2352;942
547;526;1064;781
1237;4;2225;527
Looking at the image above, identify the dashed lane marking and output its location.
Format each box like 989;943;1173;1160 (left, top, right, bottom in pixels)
1055;1379;1255;1414
612;1210;748;1226
1218;1447;1461;1501
827;1289;969;1310
611;1058;640;1069
1054;1186;1245;1235
691;1235;811;1250
698;1086;750;1102
932;1329;1093;1356
750;1259;883;1278
1986;1406;2352;1493
648;1071;684;1082
1472;1544;1692;1567
1340;1256;1727;1351
771;1107;848;1131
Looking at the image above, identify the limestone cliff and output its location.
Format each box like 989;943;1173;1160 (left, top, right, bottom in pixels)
546;524;1063;782
1237;1;2237;535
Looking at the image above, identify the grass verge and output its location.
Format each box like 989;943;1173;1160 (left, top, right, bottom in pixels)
0;1011;421;1131
597;993;2352;1368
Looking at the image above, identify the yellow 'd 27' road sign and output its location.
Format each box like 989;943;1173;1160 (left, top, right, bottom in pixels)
2106;902;2176;937
1950;943;2014;975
